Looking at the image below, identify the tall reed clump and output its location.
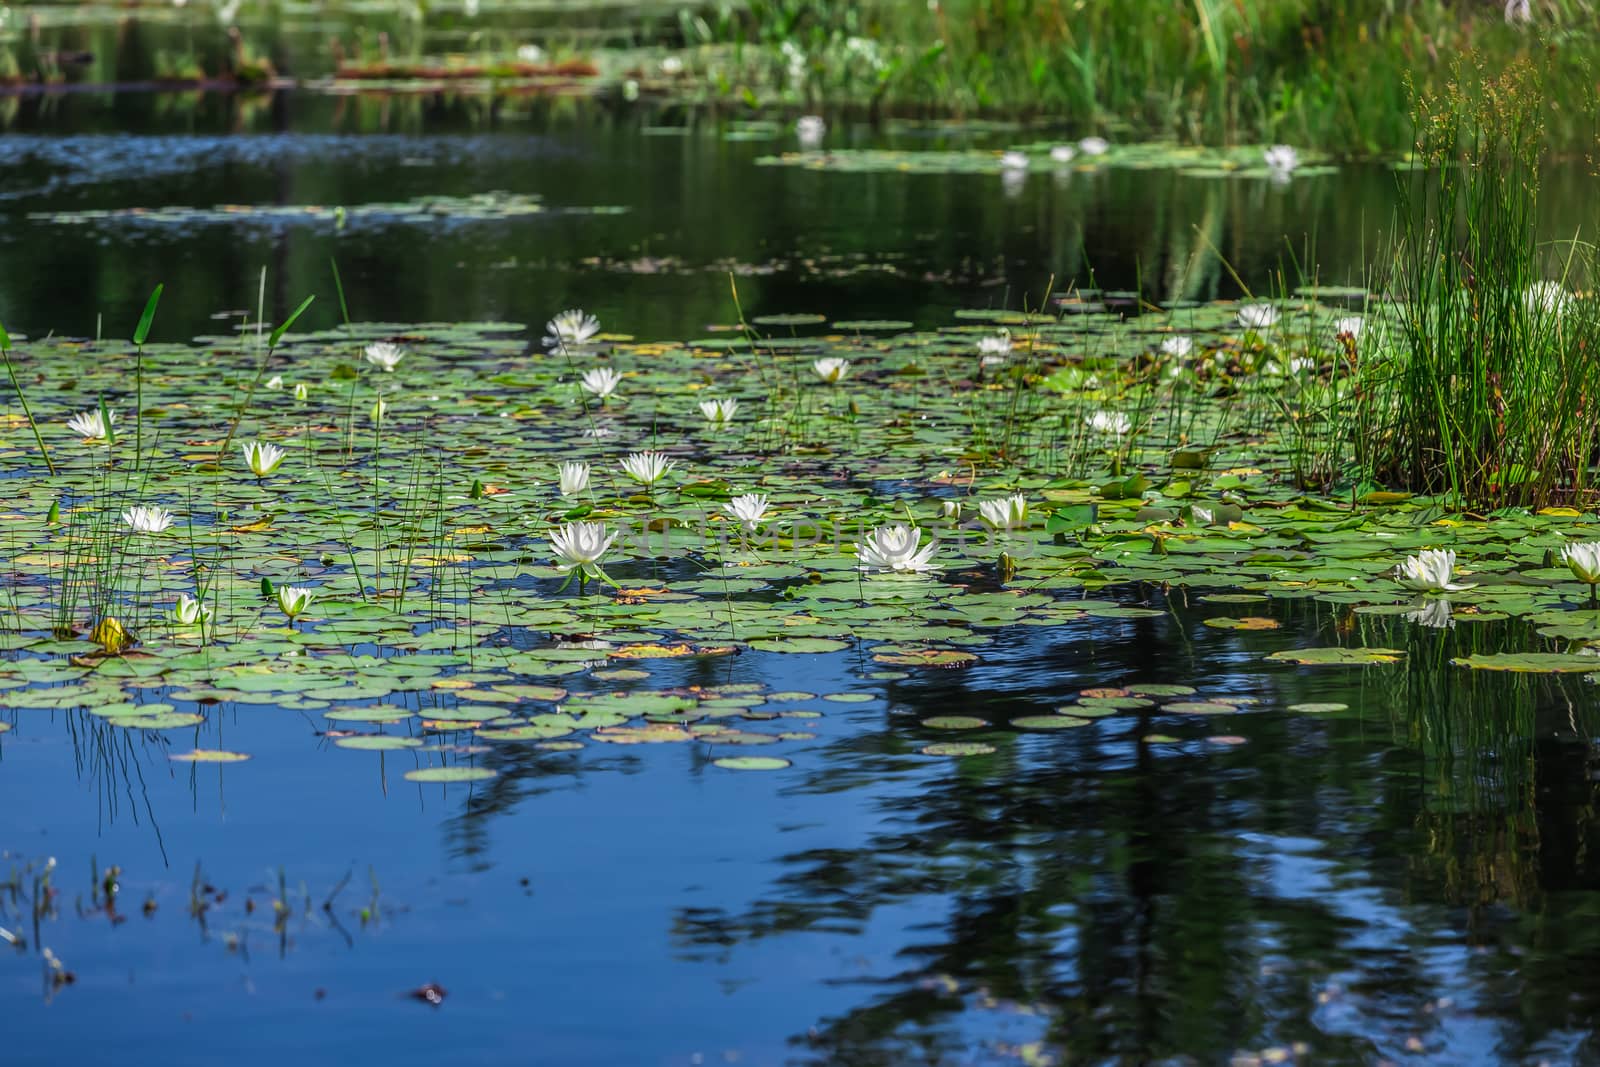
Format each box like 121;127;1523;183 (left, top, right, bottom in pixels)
1356;58;1600;510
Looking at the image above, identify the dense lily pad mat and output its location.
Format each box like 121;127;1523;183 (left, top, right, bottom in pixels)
1;297;1598;771
755;142;1337;178
27;193;626;231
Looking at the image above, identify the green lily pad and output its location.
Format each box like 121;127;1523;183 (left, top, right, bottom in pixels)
404;766;498;783
746;637;852;654
712;756;792;771
1266;647;1405;665
1126;683;1198;697
1011;715;1091;730
477;723;576;741
335;735;423;750
922;715;988;730
1165;701;1239;715
1452;653;1600;673
116;712;207;729
920;741;997;756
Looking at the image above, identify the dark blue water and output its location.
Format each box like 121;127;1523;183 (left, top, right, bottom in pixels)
6;593;1600;1064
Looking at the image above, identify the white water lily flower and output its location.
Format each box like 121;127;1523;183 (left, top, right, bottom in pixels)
276;584;314;619
580;367;623;400
620;450;675;486
1288;356;1316;375
1190;504;1215;526
294;382;309;401
1078;136;1109;155
173;593;212;626
723;493;770;530
265;375;284;390
66;408;116;442
796;114;825;149
941;500;961;519
1396;548;1473;593
999;151;1028;171
122;505;174;535
545;308;601;348
1050;144;1076;164
1085;411;1131;436
660;55;684;75
699;398;740;425
364;342;405;372
1561;542;1600;584
1264;145;1300;173
549;521;618;574
517;43;546;63
782;40;807;85
1334;316;1364;337
813;357;849;383
857;523;939;573
241;440;286;478
1237;303;1280;330
978;494;1029;530
1159;335;1193;358
1405;598;1455;630
976;332;1012;366
1524;281;1571;318
557;460;590;496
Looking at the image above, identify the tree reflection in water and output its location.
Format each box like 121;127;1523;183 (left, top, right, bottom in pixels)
667;597;1600;1063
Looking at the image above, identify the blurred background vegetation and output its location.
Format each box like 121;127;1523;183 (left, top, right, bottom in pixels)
2;0;1596;152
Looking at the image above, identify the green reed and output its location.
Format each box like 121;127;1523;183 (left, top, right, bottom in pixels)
716;0;1598;151
1357;58;1600;510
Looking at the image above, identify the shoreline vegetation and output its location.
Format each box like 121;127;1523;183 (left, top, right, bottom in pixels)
2;0;1597;152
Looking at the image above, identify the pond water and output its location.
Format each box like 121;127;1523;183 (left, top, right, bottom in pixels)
0;92;1417;340
5;89;1600;1066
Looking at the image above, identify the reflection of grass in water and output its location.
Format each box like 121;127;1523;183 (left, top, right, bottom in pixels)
1369;613;1599;907
0;839;394;993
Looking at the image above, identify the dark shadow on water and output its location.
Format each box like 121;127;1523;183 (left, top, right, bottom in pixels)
655;596;1600;1063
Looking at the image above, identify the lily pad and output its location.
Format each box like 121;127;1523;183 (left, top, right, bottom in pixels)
1452;653;1600;673
1266;647;1405;665
712;756;792;771
920;741;998;756
922;715;988;730
404;766;498;783
335;735;424;750
1011;715;1091;730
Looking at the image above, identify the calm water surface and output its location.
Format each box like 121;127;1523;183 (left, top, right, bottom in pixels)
4;90;1600;1066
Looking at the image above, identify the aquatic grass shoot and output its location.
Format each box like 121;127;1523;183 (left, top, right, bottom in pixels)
1360;58;1600;509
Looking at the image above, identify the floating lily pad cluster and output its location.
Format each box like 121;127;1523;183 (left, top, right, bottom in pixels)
27;192;626;232
756;141;1337;179
1;294;1597;770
